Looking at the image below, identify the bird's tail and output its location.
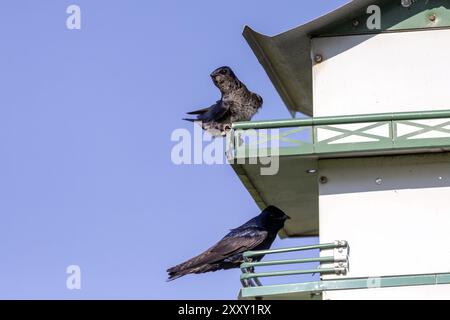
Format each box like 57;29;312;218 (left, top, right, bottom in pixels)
167;258;216;281
166;267;194;282
166;257;200;281
166;264;204;282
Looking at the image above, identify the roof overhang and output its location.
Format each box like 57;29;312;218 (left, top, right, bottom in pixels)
230;109;450;237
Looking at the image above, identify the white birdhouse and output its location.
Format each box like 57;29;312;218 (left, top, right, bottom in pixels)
233;0;450;300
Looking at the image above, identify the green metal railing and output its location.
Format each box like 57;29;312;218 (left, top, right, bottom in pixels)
240;272;450;300
229;109;450;159
232;109;450;130
240;241;349;288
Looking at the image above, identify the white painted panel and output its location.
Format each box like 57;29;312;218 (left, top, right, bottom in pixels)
319;153;450;299
312;29;450;117
316;122;390;143
397;119;450;139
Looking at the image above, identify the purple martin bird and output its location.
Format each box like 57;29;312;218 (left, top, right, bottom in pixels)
167;206;290;281
184;66;263;137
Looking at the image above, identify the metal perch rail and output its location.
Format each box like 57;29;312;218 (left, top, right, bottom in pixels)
240;241;349;288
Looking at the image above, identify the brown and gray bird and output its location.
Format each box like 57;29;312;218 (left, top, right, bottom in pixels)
167;206;290;281
184;66;263;137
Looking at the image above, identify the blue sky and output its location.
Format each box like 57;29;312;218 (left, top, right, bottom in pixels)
0;0;347;299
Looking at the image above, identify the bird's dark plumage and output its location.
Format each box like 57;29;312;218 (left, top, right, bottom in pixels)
167;206;290;281
184;66;263;137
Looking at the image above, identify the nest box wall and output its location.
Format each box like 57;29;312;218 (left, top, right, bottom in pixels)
244;0;450;117
312;28;450;117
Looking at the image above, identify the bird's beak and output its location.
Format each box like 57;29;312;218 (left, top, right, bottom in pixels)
285;215;291;220
210;74;219;84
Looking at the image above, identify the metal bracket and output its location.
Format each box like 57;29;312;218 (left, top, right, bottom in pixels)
333;240;350;275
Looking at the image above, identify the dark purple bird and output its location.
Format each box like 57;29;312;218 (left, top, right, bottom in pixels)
184;66;263;137
167;206;290;281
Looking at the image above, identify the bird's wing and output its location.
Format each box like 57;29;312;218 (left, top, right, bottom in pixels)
186;100;231;122
186;106;212;115
167;228;267;274
210;228;268;259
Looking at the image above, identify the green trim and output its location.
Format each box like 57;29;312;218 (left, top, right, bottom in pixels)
231;110;450;160
233;109;450;130
318;1;450;37
243;242;343;258
241;268;337;281
240;272;450;300
241;256;335;270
